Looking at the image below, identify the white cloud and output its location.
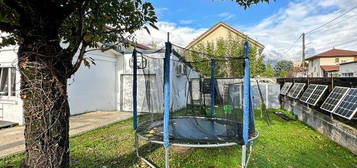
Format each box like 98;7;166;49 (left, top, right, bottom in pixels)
135;0;357;62
242;0;357;61
218;12;236;21
134;22;207;47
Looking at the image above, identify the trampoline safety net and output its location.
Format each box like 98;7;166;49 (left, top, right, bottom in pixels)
134;43;256;146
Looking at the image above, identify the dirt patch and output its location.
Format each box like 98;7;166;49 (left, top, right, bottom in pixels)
171;146;191;154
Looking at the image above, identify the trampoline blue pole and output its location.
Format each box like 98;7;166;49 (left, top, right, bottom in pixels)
243;40;251;144
163;42;172;148
132;49;138;130
210;59;216;117
249;80;255;134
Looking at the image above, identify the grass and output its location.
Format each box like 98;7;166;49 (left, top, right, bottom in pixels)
1;109;356;168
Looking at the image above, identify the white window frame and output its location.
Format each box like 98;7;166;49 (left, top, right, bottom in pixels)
0;64;17;102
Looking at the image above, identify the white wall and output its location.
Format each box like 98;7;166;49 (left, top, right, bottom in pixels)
119;51;200;113
68;50;119;115
339;62;357;77
0;48;120;124
0;49;23;124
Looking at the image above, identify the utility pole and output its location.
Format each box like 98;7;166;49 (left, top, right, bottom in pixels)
302;33;306;76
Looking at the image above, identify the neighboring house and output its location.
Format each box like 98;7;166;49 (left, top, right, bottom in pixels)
339;61;357;77
306;48;357;77
0;43;199;125
290;67;306;77
293;61;302;67
186;22;265;55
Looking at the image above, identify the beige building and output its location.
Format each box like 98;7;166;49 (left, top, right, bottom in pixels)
306;49;357;77
186;22;264;55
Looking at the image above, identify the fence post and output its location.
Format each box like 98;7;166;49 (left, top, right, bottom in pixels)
132;49;138;130
210;59;216;117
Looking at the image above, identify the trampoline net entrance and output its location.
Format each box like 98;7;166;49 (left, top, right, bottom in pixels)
135;44;255;146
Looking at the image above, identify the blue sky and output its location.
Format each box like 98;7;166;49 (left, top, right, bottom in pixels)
151;0;290;28
135;0;357;61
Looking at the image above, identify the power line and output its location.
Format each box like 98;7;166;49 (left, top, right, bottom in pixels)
307;13;357;36
306;4;357;35
308;38;357;55
285;34;302;54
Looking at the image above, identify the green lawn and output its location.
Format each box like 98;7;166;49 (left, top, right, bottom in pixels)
1;109;356;168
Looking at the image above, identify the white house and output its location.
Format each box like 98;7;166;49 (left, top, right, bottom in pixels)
339;61;357;77
0;44;199;125
306;49;357;77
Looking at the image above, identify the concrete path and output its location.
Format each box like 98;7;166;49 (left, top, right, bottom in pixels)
0;111;132;158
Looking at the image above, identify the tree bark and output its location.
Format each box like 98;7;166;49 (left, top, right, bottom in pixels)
18;39;71;168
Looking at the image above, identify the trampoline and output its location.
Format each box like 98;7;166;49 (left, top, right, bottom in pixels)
137;116;258;147
131;38;258;168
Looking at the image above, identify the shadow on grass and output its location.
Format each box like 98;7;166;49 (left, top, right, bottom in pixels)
70;141;162;168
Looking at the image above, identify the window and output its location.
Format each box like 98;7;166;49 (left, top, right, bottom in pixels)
335;58;339;63
342;73;354;77
0;67;16;97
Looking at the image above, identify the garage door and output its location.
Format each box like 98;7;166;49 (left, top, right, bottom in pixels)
121;74;163;113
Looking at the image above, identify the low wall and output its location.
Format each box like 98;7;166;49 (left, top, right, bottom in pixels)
282;97;357;155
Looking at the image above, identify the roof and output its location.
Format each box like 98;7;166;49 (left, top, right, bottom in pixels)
185;22;264;49
292;67;305;73
133;43;151;50
320;65;339;72
340;61;357;65
306;49;357;60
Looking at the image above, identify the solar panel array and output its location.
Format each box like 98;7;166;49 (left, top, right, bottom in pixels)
320;87;349;113
288;83;305;99
333;88;357;120
300;84;317;103
280;82;293;95
280;82;357;120
306;85;328;106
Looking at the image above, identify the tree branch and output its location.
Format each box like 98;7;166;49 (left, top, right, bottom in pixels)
67;42;88;77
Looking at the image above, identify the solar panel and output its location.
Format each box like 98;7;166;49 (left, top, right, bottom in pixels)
300;84;317;103
333;88;357;120
320;86;349;113
288;83;305;99
287;83;298;97
280;82;293;95
306;85;328;106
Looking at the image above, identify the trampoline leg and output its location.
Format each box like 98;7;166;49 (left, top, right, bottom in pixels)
241;145;247;168
135;134;139;156
165;147;170;168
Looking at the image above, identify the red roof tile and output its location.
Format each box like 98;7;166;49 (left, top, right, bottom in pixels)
292;67;304;72
320;65;339;72
306;49;357;60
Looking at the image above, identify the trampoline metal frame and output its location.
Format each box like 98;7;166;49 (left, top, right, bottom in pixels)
135;129;259;168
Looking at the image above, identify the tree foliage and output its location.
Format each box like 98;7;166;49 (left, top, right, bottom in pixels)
274;60;293;77
187;35;265;78
0;0;157;73
261;63;274;77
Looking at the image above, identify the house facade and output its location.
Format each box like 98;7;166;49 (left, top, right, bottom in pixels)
186;22;264;55
339;61;357;77
0;44;199;125
306;49;357;77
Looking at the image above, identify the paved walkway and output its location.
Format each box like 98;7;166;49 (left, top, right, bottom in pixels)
0;111;132;158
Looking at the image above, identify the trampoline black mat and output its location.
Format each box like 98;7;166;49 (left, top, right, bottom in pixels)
136;116;244;145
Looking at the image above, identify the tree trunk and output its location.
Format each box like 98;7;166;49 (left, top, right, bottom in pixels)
19;40;71;168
